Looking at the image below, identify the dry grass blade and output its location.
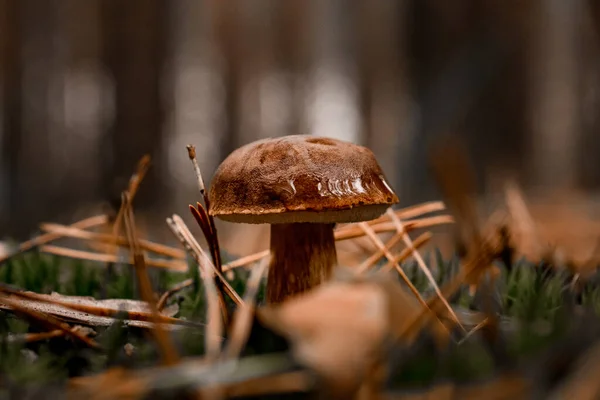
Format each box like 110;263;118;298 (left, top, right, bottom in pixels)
386;208;466;333
40;222;186;259
40;244;187;271
122;192;180;366
167;215;224;361
0;214;109;265
222;256;269;360
0;292;100;349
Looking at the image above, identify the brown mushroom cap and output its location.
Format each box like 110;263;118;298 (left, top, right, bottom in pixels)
208;135;399;224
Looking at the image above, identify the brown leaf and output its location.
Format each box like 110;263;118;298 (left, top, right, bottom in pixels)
256;276;449;398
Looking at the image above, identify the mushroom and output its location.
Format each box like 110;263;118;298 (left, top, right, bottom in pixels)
208;135;399;303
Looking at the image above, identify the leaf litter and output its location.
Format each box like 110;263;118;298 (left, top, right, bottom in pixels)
2;145;600;399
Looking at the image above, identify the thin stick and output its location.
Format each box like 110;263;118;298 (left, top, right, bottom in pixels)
186;145;205;195
386;208;466;333
122;192;180;366
0;215;109;265
40;245;187;272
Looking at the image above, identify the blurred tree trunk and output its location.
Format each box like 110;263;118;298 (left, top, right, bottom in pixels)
578;0;600;190
211;0;242;156
405;0;531;201
354;0;411;197
528;0;582;190
57;0;104;212
237;0;273;144
0;0;22;237
273;0;312;137
8;0;59;237
100;0;169;214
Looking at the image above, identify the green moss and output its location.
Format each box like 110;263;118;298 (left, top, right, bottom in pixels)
1;246;600;394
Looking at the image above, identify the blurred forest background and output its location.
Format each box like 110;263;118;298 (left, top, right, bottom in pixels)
1;0;600;254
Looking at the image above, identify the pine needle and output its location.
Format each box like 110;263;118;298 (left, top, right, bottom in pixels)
122;192;180;366
39;244;187;271
0;214;109;265
386;208;466;333
357;222;451;340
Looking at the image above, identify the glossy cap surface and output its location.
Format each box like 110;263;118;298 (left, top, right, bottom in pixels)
208;135;399;224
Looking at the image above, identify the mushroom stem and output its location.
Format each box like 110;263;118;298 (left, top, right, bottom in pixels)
266;223;337;304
